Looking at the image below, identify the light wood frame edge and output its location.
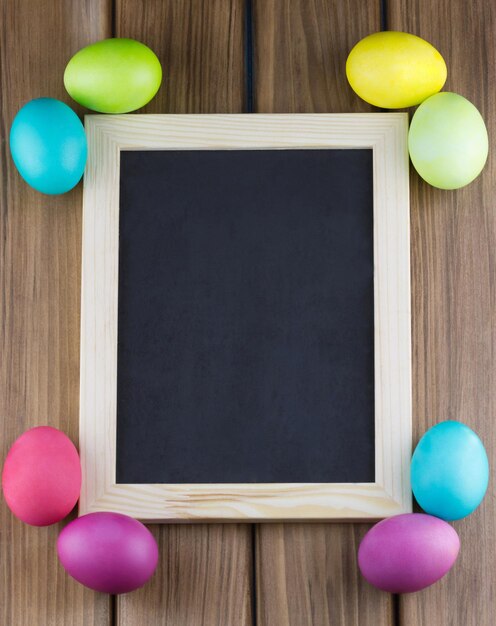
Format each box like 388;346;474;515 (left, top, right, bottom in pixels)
79;113;412;522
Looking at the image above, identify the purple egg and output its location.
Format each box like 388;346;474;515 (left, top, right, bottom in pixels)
358;513;460;593
57;512;159;594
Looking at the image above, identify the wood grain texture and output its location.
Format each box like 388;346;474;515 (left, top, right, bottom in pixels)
252;1;394;624
388;1;496;625
0;0;112;624
115;0;245;114
117;524;253;626
253;0;379;113
257;524;394;626
114;1;252;623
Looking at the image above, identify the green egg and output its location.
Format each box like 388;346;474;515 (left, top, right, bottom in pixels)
408;92;488;190
64;38;162;114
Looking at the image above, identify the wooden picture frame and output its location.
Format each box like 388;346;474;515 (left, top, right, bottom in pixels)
79;113;411;522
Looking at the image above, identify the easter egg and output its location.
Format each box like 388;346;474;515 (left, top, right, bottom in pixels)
2;426;81;526
408;92;489;189
9;98;87;195
64;38;162;114
358;513;460;593
411;420;489;520
346;31;447;108
57;512;159;593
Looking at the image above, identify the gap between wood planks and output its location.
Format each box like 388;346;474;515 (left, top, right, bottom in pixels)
246;3;257;623
245;0;255;113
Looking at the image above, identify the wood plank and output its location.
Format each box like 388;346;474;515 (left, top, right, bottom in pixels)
253;0;379;113
257;524;394;626
114;1;252;624
387;1;496;625
252;1;394;624
117;525;253;625
0;0;112;624
115;0;246;113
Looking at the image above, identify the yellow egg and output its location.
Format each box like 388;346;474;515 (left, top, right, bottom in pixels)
346;31;447;108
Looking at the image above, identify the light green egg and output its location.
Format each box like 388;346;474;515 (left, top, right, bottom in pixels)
64;38;162;114
408;92;488;189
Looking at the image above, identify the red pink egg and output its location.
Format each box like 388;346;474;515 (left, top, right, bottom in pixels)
2;426;81;526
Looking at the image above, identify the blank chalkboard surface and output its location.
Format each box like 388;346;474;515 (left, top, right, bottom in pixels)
116;148;375;484
80;113;411;520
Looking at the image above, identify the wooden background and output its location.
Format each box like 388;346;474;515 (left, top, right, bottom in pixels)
0;0;493;624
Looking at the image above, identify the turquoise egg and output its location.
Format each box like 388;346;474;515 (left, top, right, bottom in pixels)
10;98;87;195
411;421;489;520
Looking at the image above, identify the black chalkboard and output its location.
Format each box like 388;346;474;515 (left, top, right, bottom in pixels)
116;148;375;484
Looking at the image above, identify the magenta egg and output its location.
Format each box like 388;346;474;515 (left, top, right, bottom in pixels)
2;426;81;526
358;513;460;593
57;512;159;594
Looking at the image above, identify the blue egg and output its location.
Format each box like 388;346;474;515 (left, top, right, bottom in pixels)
10;98;87;195
411;421;489;521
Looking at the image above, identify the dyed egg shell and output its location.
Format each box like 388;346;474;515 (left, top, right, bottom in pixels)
411;420;489;520
2;426;81;526
408;92;488;189
64;38;162;114
346;31;447;108
57;512;159;594
10;98;87;195
358;513;460;593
